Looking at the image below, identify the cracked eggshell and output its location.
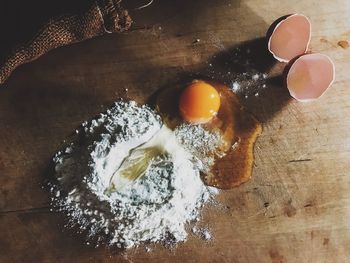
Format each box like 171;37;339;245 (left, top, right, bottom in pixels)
286;53;335;102
268;14;311;63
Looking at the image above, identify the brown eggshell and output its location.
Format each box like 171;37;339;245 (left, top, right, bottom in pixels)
286;53;335;102
268;14;311;62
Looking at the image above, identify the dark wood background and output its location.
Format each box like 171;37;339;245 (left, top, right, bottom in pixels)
1;0;350;262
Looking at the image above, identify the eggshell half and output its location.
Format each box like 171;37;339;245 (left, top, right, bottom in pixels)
286;53;335;102
268;14;311;62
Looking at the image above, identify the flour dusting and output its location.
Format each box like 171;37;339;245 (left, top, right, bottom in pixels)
202;43;270;98
175;124;223;172
50;100;218;248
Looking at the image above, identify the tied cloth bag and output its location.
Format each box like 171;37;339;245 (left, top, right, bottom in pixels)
0;0;134;84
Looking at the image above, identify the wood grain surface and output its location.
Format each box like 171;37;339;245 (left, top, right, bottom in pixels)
1;0;350;262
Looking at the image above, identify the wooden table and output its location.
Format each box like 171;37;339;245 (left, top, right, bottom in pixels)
1;0;349;262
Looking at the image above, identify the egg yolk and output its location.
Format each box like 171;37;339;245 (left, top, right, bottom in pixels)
179;80;221;124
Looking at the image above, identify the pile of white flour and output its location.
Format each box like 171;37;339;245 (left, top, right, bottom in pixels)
50;100;218;248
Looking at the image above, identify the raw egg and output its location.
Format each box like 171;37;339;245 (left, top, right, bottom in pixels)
268;14;311;62
287;53;335;101
179;80;221;124
156;80;262;189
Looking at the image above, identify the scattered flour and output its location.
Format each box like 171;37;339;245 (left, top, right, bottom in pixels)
231;81;241;92
50;100;218;248
229;72;268;96
175;124;223;172
192;226;212;241
252;74;260;81
202;44;270;97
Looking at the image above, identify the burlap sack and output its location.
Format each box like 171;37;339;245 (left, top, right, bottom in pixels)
0;0;132;84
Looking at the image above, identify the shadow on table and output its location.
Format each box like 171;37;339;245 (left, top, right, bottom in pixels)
149;37;291;124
